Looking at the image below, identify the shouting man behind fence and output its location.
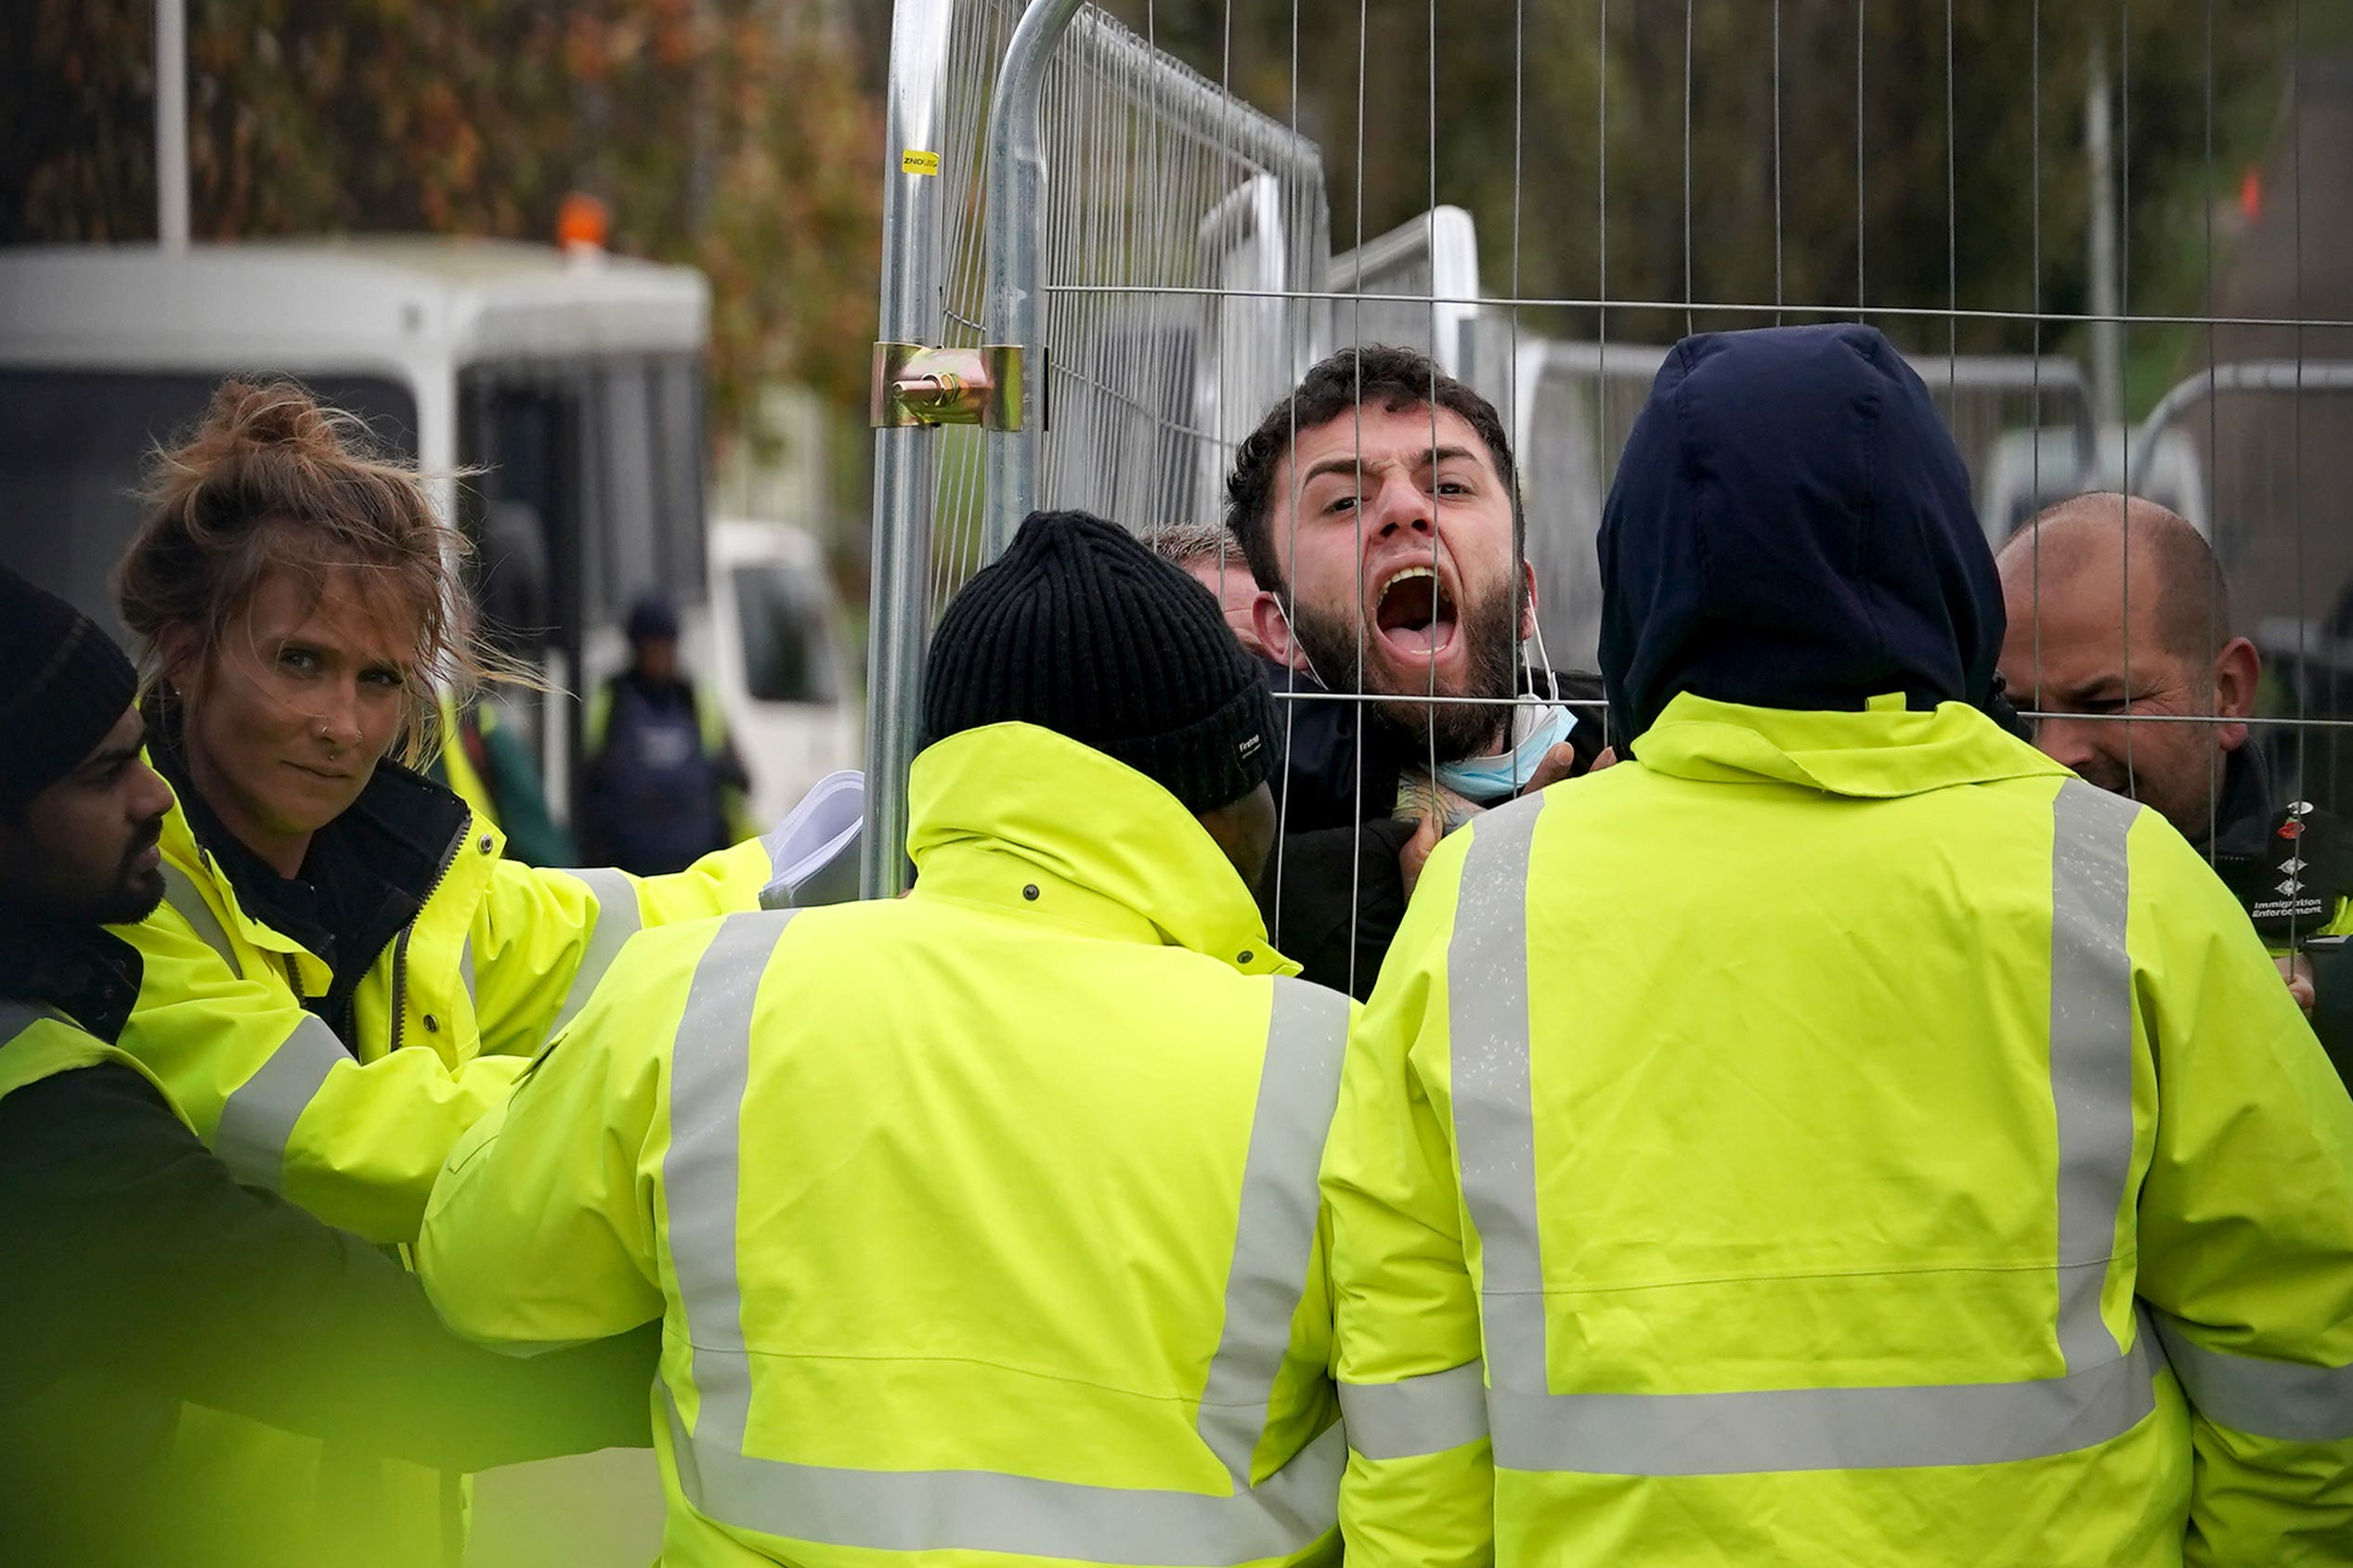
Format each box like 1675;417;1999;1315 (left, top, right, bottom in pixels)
1323;323;2353;1563
1226;345;1606;998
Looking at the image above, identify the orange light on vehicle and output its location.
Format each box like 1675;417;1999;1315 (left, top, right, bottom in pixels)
558;191;610;253
2241;167;2263;222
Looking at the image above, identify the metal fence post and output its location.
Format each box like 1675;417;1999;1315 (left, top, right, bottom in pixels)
982;0;1086;561
862;0;956;900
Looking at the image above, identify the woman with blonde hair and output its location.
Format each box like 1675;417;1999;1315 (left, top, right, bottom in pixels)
106;379;779;1562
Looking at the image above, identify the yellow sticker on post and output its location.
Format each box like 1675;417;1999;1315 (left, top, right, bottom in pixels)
901;149;942;176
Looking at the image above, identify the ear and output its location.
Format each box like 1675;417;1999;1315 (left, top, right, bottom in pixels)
1517;560;1540;642
2213;635;2260;753
1251;590;1310;673
156;623;202;698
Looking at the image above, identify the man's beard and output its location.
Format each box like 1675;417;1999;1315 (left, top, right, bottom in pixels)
1285;578;1521;763
88;821;168;927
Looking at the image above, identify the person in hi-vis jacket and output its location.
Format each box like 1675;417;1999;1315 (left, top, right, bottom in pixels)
422;512;1361;1567
1324;324;2353;1565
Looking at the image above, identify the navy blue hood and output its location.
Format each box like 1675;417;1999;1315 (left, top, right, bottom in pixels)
1597;323;2008;748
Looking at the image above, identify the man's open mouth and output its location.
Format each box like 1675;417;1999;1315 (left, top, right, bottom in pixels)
1372;564;1459;660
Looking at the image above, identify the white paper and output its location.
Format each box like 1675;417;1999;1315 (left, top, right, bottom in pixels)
757;770;864;909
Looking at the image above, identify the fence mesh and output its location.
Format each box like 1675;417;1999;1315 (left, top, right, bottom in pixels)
883;0;2353;951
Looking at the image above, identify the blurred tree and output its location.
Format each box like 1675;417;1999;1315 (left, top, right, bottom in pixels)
1108;0;2283;360
5;0;883;432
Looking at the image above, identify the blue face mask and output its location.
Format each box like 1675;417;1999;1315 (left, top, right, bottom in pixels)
1434;703;1579;803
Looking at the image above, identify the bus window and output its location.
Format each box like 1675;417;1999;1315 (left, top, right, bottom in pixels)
589;356;706;615
0;369;417;633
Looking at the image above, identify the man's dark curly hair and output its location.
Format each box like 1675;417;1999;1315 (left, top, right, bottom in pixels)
1222;344;1521;594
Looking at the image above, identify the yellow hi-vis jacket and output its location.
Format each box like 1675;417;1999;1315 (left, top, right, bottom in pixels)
101;784;777;1568
421;722;1354;1567
114;783;782;1246
1324;693;2353;1567
435;689;499;829
0;1001;145;1098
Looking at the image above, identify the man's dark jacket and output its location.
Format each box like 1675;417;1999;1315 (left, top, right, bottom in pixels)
1258;660;1606;998
0;914;659;1565
2202;743;2353;1093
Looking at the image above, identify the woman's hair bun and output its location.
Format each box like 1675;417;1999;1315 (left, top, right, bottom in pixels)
201;378;360;460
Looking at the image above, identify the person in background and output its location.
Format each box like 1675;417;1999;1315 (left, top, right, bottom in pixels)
1996;492;2353;1089
422;512;1352;1566
103;378;785;1567
426;688;577;866
1326;325;2353;1562
1141;518;1271;659
1225;345;1606;999
0;565;657;1568
582;592;755;875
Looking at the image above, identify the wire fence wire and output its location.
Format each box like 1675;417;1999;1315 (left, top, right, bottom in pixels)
926;0;1327;615
883;0;2353;948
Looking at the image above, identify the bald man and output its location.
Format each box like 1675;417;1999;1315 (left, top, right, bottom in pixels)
1998;493;2353;1086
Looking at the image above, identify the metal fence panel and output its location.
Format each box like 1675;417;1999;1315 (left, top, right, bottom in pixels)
916;0;1329;612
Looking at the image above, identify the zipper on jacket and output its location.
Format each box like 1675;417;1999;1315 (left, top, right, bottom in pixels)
386;818;473;1056
387;926;412;1055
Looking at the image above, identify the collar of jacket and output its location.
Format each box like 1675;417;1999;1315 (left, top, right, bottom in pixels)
0;913;143;1043
1630;691;2074;797
906;722;1298;978
2199;740;2276;861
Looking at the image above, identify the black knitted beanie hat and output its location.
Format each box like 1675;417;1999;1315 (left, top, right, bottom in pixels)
0;565;140;812
921;509;1277;815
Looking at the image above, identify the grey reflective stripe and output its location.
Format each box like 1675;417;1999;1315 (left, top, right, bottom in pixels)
162;863;241;978
661;918;1343;1560
214;1014;351;1188
2048;778;2138;1367
0;1000;57;1045
1196;977;1350;1481
458;938;476;1004
668;1391;1344;1563
1488;1326;2160;1475
2152;1311;2353;1442
1446;794;1550;1392
1445;780;2160;1475
552;867;645;1034
1339;1363;1489;1460
666;911;794;1448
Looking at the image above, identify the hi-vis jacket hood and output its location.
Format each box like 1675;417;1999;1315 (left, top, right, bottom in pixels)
1599;323;2008;747
908;721;1297;978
